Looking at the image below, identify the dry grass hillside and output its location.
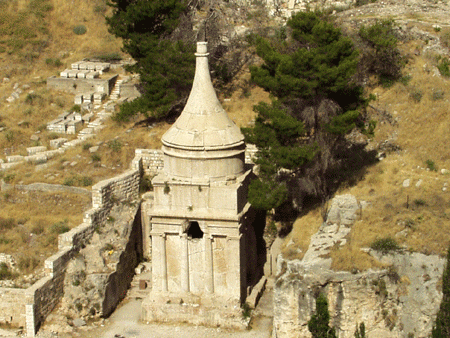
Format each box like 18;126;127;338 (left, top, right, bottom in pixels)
283;0;450;271
1;0;450;280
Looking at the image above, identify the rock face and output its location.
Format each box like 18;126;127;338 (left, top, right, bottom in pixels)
59;202;142;320
273;194;445;338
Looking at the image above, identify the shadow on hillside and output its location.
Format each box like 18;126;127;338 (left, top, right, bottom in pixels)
275;141;379;237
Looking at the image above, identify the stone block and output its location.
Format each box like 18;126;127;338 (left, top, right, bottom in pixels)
67;70;78;78
76;70;90;79
86;62;96;70
71;62;81;70
26;146;47;156
82;93;93;103
74;94;83;105
66;120;83;134
60;69;70;78
78;62;88;70
86;71;99;79
7;155;23;163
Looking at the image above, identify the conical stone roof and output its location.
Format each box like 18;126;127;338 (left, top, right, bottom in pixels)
161;42;244;151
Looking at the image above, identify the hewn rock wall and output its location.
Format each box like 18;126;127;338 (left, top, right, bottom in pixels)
274;254;444;338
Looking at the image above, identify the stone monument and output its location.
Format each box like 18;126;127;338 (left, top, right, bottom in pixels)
141;41;264;327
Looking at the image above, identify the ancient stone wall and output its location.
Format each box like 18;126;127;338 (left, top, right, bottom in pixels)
0;167;142;337
92;169;140;209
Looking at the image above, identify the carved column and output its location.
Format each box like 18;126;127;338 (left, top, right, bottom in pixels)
204;234;214;293
181;233;190;292
161;233;168;292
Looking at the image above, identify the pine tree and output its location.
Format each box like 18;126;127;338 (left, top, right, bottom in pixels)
243;11;370;211
106;0;195;121
432;246;450;338
308;293;337;338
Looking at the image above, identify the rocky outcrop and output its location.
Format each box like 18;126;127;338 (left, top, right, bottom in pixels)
273;194;445;338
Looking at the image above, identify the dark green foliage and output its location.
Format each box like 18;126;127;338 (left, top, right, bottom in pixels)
426;159;438;171
0;262;14;280
140;175;153;193
359;19;404;86
432;246;450;338
308;293;337;338
354;322;366;338
370;237;400;254
243;11;369;211
106;0;195;121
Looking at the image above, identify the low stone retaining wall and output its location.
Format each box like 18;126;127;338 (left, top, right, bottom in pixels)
0;167;142;337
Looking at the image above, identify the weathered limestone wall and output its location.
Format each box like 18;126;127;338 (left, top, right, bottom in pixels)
0;167;142;337
46;74;118;95
273;253;445;338
120;82;141;99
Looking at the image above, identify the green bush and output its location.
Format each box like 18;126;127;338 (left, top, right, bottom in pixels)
0;262;14;280
410;88;423;102
71;104;81;112
108;139;122;152
50;220;70;234
73;25;87;35
308;293;337;338
426;159;438;171
140;175;153;193
432;89;445;101
370;237;401;254
438;58;450;77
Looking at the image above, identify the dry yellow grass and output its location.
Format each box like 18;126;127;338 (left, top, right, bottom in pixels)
0;189;91;275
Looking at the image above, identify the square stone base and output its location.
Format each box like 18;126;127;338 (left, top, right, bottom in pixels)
141;292;249;330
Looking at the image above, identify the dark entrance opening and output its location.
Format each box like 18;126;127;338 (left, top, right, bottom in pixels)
187;221;203;239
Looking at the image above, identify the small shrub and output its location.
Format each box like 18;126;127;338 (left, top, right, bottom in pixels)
108;139;122;152
63;177;76;186
73;25;87;35
4;130;14;143
370;237;401;254
410;89;423;102
164;182;170;194
432;89;445;101
51;220;70;234
82;143;92;151
354;322;366;338
91;153;101;162
25;93;41;105
437;58;450;77
31;223;45;235
413;198;427;206
241;302;252;319
71;104;81;112
426;159;438;171
80;176;93;186
0;217;16;231
140;175;153;193
3;173;15;183
399;74;412;86
0;262;14;280
102;243;114;252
